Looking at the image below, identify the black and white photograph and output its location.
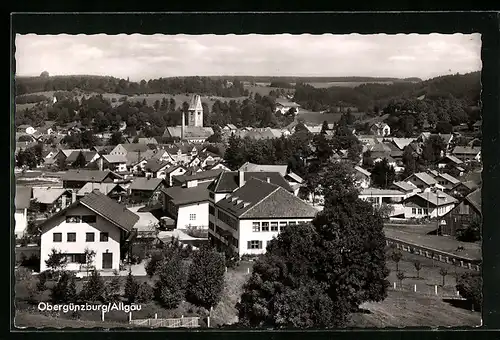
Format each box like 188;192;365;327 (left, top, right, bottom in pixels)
13;32;482;329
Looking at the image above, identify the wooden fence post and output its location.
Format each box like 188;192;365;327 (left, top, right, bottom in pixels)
129;311;132;322
247;268;250;274
155;313;158;319
393;282;397;289
434;285;438;295
101;309;105;321
207;316;210;328
414;284;417;292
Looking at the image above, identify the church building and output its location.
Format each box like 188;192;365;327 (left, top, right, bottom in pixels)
163;95;214;143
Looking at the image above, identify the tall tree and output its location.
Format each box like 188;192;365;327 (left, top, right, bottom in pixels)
370;158;396;189
237;162;389;328
72;152;87;168
186;247;226;309
321;120;329;134
109;131;124;146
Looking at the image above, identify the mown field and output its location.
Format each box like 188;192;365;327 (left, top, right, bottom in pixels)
295;110;366;125
306;81;395;88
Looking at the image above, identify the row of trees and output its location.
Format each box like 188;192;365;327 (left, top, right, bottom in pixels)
16;75;249;97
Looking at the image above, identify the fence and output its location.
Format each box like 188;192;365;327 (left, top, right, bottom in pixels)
129;315;200;328
385;238;481;272
389;281;466;300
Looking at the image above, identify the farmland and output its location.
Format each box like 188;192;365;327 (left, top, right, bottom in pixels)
306;81;395;88
296;110;366;125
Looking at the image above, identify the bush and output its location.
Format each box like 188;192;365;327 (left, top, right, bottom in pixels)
456;273;482;310
51;271;76;303
146;253;162;278
37;271;47;291
124;270;139;303
81;270;105;302
136;283;154;303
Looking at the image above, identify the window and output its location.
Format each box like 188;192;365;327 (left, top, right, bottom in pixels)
100;232;109;242
189;213;196;221
82;215;97;223
252;222;261;232
247;240;263;249
261;222;269;232
66;253;86;264
209;205;215;216
209;221;215;231
66;216;81;223
412;208;416;214
280;221;287;232
53;233;62;242
423;208;429;215
270;222;279;232
289;221;297;226
418;208;423;215
86;232;95;242
67;233;76;242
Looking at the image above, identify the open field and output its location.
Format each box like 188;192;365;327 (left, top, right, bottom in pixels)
14;311;137;329
244;84;295;97
384;225;481;260
349;290;481;328
306;81;395;88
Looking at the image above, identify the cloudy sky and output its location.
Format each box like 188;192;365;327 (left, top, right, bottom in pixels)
15;34;481;81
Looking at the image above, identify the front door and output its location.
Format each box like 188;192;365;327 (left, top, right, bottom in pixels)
102;253;113;269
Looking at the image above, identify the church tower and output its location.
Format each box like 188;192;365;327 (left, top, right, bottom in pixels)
188;95;203;127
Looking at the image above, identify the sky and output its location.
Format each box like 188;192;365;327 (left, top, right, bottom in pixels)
15;33;482;81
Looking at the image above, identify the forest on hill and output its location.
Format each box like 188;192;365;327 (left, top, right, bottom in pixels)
292;71;480;113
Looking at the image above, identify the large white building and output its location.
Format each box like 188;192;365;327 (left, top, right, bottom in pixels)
15;186;32;238
38;191;139;272
208;173;317;256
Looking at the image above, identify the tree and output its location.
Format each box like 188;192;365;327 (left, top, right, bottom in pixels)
347;141;363;164
67;274;78;302
40;71;49;78
224;135;245;170
109;131;124;146
456;273;482;311
37;271;47;292
124;270;140;303
439;267;448;287
370;158;396;189
136;282;154;303
146;253;163;278
16;148;38;169
321;120;329;134
81;270;105;302
45;248;68;275
155;249;187;309
390;250;402;272
414;260;422;279
83;247;96;278
72;152;87;168
104;272;122;303
422;135;447;164
362;150;374;170
50;271;74;303
396;271;405;288
435;120;454;134
186;247;226;309
237;162;389;328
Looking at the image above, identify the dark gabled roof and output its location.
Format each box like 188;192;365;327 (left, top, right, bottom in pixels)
173;169;225;184
39;191;139;232
406;172;438;186
208;171;294;193
452;180;479;191
15;186;32;209
437;172;461;185
129;177;164;191
120;143;155;152
61;170;122;182
165;164;187;174
162;182;211;206
438;155;463;165
145;159;170;173
391;181;417;192
65;151;97;163
465;188;481;214
216;178;317;219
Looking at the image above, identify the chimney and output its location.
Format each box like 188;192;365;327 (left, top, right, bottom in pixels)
181;111;185;141
71;191;77;203
238;170;245;187
266;177;270;183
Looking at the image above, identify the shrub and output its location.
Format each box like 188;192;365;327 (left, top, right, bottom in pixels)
51;271;75;303
37;271;48;291
104;275;122;303
136;283;154;303
146;253;162;278
155;249;187;309
457;273;482;310
81;270;105;302
124;270;139;303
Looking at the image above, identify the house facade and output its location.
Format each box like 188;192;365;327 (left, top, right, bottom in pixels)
15;186;32;238
162;183;211;230
208;177;317;256
39;192;139;272
441;188;481;236
402;191;457;219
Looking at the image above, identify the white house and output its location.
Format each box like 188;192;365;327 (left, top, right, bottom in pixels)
162;182;211;230
38;191;139;272
275;99;301;115
354;166;371;189
209;176;317;256
402;190;458;219
15;186;32;238
370;123;391;136
100;154;128;172
358;188;407;217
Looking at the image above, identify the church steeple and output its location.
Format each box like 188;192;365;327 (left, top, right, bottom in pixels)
188;95;203;127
